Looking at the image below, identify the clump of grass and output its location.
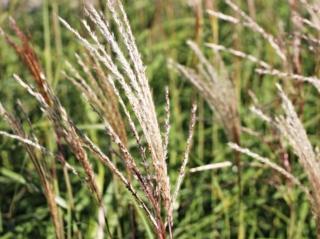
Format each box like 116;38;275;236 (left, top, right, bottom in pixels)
169;40;241;202
1;15;107;239
170;1;320;237
0;101;64;239
208;1;320;235
1;1;198;238
276;84;320;235
1;19;102;203
169;37;245;237
59;1;199;236
169;40;240;144
206;0;320;93
230;84;320;237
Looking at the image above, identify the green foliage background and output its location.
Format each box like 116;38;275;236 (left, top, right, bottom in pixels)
0;0;319;238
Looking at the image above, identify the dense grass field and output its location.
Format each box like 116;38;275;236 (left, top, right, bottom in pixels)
0;0;320;238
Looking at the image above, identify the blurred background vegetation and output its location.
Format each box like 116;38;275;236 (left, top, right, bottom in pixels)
0;0;319;238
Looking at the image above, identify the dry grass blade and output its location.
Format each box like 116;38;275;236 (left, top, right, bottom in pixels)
189;161;232;173
298;0;320;28
163;87;171;162
172;103;197;208
250;106;273;124
256;68;320;94
224;0;286;61
296;14;320;32
228;143;310;197
208;1;286;61
0;130;51;154
206;43;272;69
207;9;239;23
